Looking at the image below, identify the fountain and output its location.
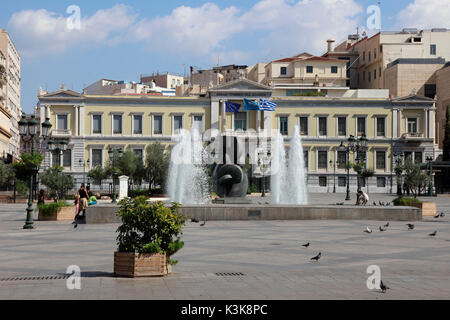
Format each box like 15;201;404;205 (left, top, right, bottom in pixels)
167;128;211;204
270;126;308;205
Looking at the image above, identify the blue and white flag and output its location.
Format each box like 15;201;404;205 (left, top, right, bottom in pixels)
225;101;241;112
259;99;277;111
244;98;260;111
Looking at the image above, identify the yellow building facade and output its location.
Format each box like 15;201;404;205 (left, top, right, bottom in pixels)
37;79;437;193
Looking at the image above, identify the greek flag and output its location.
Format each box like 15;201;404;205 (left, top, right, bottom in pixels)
225;101;241;112
259;99;277;111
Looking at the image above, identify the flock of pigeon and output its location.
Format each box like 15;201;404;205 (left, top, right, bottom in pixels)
301;210;446;294
191;217;206;226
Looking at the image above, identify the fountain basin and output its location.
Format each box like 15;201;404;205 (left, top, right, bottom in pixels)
86;204;421;224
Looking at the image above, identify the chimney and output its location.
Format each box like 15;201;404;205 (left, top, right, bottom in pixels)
327;39;335;52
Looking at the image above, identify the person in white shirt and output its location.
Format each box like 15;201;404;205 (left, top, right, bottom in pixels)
356;190;369;205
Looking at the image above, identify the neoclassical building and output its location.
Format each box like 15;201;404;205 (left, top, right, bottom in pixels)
37;78;438;193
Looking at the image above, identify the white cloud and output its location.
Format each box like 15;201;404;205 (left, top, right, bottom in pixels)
8;4;137;56
8;1;362;61
397;0;450;29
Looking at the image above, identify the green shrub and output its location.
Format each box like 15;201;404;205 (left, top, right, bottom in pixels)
36;201;71;216
393;196;422;206
128;188;149;198
116;196;185;264
247;184;258;194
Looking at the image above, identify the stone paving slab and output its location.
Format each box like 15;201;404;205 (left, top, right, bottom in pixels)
0;194;449;300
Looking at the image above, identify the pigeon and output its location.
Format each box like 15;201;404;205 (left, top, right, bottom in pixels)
379;201;382;206
379;226;386;232
191;218;199;223
373;202;377;206
434;213;441;218
364;226;373;234
380;280;390;293
73;223;78;229
440;212;445;217
310;252;321;261
429;230;437;237
406;224;414;230
383;222;389;228
302;242;310;248
386;202;391;206
200;221;206;226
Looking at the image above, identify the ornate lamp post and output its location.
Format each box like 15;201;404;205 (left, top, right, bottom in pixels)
393;153;404;196
426;156;433;197
108;148;122;203
19;115;51;229
47;139;68;166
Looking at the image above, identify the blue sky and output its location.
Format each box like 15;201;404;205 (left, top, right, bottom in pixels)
0;0;448;112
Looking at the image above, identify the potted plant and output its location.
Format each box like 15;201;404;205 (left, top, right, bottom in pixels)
37;201;75;221
114;196;185;277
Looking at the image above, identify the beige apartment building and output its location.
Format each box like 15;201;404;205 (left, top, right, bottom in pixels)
140;73;185;90
436;63;450;150
0;28;21;159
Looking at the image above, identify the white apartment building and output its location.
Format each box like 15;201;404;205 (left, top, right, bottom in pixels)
0;28;21;159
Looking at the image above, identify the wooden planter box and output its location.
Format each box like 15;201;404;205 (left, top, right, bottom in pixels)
114;252;172;277
411;202;436;217
38;206;77;221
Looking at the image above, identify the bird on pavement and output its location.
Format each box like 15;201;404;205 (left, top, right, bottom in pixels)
429;230;437;237
302;242;310;248
200;221;206;226
383;222;389;228
364;226;373;234
380;280;390;293
379;226;386;232
191;218;200;223
386;202;391;206
379;201;382;206
73;223;78;229
406;224;414;230
310;252;321;261
373;202;377;206
440;212;445;217
434;213;441;218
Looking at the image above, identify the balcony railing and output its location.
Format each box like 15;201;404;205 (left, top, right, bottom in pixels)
51;129;72;136
401;132;425;140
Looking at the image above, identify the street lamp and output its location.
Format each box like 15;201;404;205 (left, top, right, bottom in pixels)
426;156;433;197
47;139;68;166
393;153;404;196
79;158;90;185
19;115;51;229
258;154;270;197
338;134;368;200
108;148;123;203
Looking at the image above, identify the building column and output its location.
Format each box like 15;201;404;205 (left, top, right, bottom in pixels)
263;110;272;136
220;100;226;132
256;110;261;133
424;109;428;138
74;105;79;136
392;109;398;138
429;109;435;141
79;105;85;137
397;109;402;137
211;100;219;131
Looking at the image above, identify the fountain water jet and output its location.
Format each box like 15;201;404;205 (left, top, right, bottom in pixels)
167;128;211;204
270;126;308;204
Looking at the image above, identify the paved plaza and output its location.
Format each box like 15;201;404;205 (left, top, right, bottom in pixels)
0;193;449;300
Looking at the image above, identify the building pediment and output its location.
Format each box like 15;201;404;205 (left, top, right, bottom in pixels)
40;89;84;99
208;78;272;93
392;94;435;102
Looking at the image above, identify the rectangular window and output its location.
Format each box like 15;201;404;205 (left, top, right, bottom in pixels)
280;117;288;136
133;149;143;162
63;149;71;167
299;117;308;136
424;84;436;99
337;117;346;136
374;69;376;79
318;117;327;136
430;44;436;55
414;152;422;164
331;66;338;74
374;48;377;59
153;115;162;135
57;114;68;130
404;152;412;162
92;149;102;167
173;115;183;133
407;118;418;133
280;67;287;75
377;177;386;188
234;112;247;131
357;117;366;136
193;115;203;132
318;151;327;169
363;52;365;60
376;117;385;136
113;114;122;134
368;71;371;82
338;176;346;187
379;67;382;78
303;150;308;169
306;66;313;73
380;45;383;53
337;151;347;169
376;151;386;170
92;115;102;134
319;176;327;187
133;115;143;134
368;51;371;61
